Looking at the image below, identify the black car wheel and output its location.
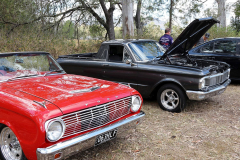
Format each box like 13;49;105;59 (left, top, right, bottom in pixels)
0;126;27;160
157;84;186;112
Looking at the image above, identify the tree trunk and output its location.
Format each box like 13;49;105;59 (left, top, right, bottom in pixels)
106;10;115;40
135;0;142;38
169;0;173;30
99;0;115;40
216;0;226;27
122;0;134;39
77;27;79;47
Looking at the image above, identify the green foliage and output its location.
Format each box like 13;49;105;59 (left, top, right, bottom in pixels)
233;0;240;17
231;0;240;33
0;0;38;29
115;27;123;39
231;17;240;33
207;25;238;40
168;0;205;27
89;24;105;38
142;22;164;40
61;20;75;39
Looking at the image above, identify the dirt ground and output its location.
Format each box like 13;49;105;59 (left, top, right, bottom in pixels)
67;83;240;160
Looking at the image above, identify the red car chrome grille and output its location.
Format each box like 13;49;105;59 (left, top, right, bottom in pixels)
61;96;132;138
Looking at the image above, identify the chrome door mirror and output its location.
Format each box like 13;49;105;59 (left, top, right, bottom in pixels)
125;59;132;64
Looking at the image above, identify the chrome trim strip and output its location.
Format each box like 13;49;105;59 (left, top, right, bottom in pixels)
69;86;100;93
187;79;231;100
36;111;145;160
33;101;47;109
118;82;148;87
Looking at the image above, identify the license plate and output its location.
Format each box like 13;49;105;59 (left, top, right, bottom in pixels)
95;129;118;146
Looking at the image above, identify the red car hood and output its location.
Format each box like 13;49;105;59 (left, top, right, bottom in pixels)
2;74;133;114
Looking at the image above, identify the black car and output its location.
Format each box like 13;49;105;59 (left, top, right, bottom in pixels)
57;17;231;112
189;38;240;80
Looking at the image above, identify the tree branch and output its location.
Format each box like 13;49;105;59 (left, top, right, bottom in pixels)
79;0;108;29
99;0;109;17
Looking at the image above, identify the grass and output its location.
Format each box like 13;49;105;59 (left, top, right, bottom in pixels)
67;83;240;160
0;31;102;58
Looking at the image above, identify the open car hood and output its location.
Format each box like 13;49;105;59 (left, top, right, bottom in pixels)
161;17;219;59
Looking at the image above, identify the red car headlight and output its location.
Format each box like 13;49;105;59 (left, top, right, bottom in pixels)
130;95;142;112
45;119;66;142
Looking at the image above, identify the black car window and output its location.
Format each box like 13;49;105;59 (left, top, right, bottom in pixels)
123;48;133;62
128;44;142;61
96;45;108;59
214;40;237;53
108;45;124;62
198;42;214;53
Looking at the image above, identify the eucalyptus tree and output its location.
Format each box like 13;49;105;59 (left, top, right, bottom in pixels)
122;0;134;38
216;0;226;27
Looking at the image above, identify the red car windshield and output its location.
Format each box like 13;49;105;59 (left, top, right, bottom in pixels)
0;53;64;81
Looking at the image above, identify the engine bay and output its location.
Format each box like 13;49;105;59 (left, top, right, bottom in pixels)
156;55;229;74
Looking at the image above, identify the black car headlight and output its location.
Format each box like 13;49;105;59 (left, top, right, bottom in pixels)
199;77;206;89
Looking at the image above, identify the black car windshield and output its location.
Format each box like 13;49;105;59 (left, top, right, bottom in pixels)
0;53;64;81
128;41;166;61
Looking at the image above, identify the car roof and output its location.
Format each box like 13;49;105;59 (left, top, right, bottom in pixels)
102;39;157;45
211;37;240;40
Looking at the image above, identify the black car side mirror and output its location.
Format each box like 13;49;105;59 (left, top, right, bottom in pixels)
125;59;132;64
126;59;136;66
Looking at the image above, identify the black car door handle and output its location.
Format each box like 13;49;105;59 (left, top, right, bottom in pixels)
102;64;109;66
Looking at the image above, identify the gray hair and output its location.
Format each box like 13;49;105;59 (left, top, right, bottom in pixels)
165;28;171;33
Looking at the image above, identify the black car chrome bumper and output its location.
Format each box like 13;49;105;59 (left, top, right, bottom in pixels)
36;111;145;160
186;79;231;100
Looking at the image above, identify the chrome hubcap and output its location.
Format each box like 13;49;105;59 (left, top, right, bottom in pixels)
0;127;22;160
161;89;179;110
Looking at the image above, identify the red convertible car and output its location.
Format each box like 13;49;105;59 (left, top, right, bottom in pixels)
0;52;145;160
